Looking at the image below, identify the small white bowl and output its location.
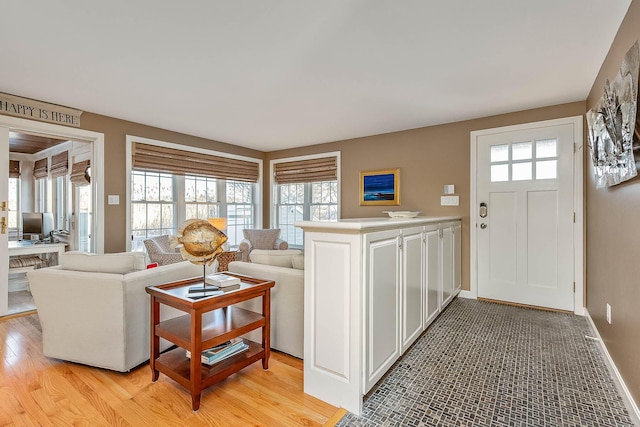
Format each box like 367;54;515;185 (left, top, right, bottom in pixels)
383;211;421;218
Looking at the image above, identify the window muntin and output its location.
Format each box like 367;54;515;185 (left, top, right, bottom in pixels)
131;171;176;252
275;180;338;247
489;138;558;182
185;175;219;220
77;183;92;252
54;175;67;230
226;180;254;247
8;177;19;237
131;172;256;251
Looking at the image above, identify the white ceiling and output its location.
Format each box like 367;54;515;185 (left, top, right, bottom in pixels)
0;1;631;151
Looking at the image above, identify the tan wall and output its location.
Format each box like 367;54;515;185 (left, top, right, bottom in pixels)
585;0;640;407
266;101;585;293
79;113;264;253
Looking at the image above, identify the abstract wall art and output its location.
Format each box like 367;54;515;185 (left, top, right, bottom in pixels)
587;41;640;188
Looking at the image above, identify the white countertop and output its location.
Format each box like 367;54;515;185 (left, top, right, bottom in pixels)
295;216;461;232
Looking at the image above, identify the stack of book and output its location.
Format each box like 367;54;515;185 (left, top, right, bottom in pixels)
205;273;241;287
186;338;249;366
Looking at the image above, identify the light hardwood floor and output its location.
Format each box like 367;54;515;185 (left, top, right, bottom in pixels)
0;313;345;426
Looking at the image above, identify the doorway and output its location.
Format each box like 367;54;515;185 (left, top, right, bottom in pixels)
469;116;584;314
0;115;104;317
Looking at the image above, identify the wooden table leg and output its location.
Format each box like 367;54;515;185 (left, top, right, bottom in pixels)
191;393;201;412
262;289;271;370
150;296;160;381
190;310;203;410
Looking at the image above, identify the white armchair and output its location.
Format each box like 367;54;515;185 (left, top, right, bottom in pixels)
143;235;183;266
28;252;202;372
238;228;288;262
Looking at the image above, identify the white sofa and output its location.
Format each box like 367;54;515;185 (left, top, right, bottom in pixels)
228;249;304;358
27;252;202;372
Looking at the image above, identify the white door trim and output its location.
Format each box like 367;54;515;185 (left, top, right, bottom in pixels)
467;116;584;315
0;115;105;254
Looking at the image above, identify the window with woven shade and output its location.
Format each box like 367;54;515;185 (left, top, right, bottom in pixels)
33;158;48;179
9;160;20;178
272;154;340;246
129;141;261;251
132;142;259;183
50;151;69;178
273;156;337;184
70;160;91;186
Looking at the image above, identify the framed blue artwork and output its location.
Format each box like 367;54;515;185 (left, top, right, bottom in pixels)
359;168;399;206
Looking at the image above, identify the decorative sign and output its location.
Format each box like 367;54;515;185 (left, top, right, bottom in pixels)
0;92;82;127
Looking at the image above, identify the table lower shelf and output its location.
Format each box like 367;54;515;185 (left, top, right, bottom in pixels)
155;339;265;390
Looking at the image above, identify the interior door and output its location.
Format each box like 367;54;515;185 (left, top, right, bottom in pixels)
476;122;574;311
0;127;9;316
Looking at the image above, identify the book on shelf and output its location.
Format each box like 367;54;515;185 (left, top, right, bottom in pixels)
186;338;249;365
205;273;241;287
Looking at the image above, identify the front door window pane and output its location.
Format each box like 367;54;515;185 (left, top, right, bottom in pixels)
490;144;509;162
491;164;509;182
536;139;557;158
512;162;532;181
512;142;532;161
536;160;557;179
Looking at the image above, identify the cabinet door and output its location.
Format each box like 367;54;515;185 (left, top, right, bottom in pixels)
441;226;454;307
364;230;401;393
453;222;462;293
424;228;440;328
401;227;423;353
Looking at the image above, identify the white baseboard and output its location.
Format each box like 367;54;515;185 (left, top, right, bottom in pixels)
458;290;476;299
584;309;640;422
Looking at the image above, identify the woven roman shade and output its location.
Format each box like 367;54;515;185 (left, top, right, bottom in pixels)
33;158;48;179
132;142;259;182
50;151;69;178
9;160;20;178
70;160;91;186
274;156;338;184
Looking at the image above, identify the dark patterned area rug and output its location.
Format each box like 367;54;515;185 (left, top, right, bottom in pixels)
337;299;636;427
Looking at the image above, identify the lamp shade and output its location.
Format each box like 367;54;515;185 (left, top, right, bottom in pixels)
208;217;227;231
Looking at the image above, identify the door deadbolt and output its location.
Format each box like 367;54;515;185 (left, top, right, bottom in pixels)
479;202;487;218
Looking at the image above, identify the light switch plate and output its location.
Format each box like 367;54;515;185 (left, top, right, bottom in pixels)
444;184;455;195
441;195;459;206
108;195;120;205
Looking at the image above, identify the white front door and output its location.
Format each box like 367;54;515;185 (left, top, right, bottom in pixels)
476;121;575;311
0;127;9;316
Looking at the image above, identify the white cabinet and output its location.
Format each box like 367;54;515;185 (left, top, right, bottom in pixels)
453;222;462;294
424;226;441;328
297;216;462;416
442;222;462;308
442;225;454;307
400;226;424;353
364;230;401;392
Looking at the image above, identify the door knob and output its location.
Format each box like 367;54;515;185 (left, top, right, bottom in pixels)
480;223;487;229
0;201;6;211
0;217;6;234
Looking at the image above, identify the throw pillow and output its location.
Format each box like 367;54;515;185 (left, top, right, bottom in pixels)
250;249;302;268
60;251;147;274
243;229;281;249
291;254;304;270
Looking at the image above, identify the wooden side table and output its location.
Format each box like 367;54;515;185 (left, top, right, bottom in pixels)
146;273;274;411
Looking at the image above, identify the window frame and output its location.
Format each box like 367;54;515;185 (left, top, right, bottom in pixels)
125;135;262;252
270;152;341;248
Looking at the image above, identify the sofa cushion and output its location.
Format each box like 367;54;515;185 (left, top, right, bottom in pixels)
250;249;302;268
60;251;147;274
291;254;305;270
243;228;281;250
